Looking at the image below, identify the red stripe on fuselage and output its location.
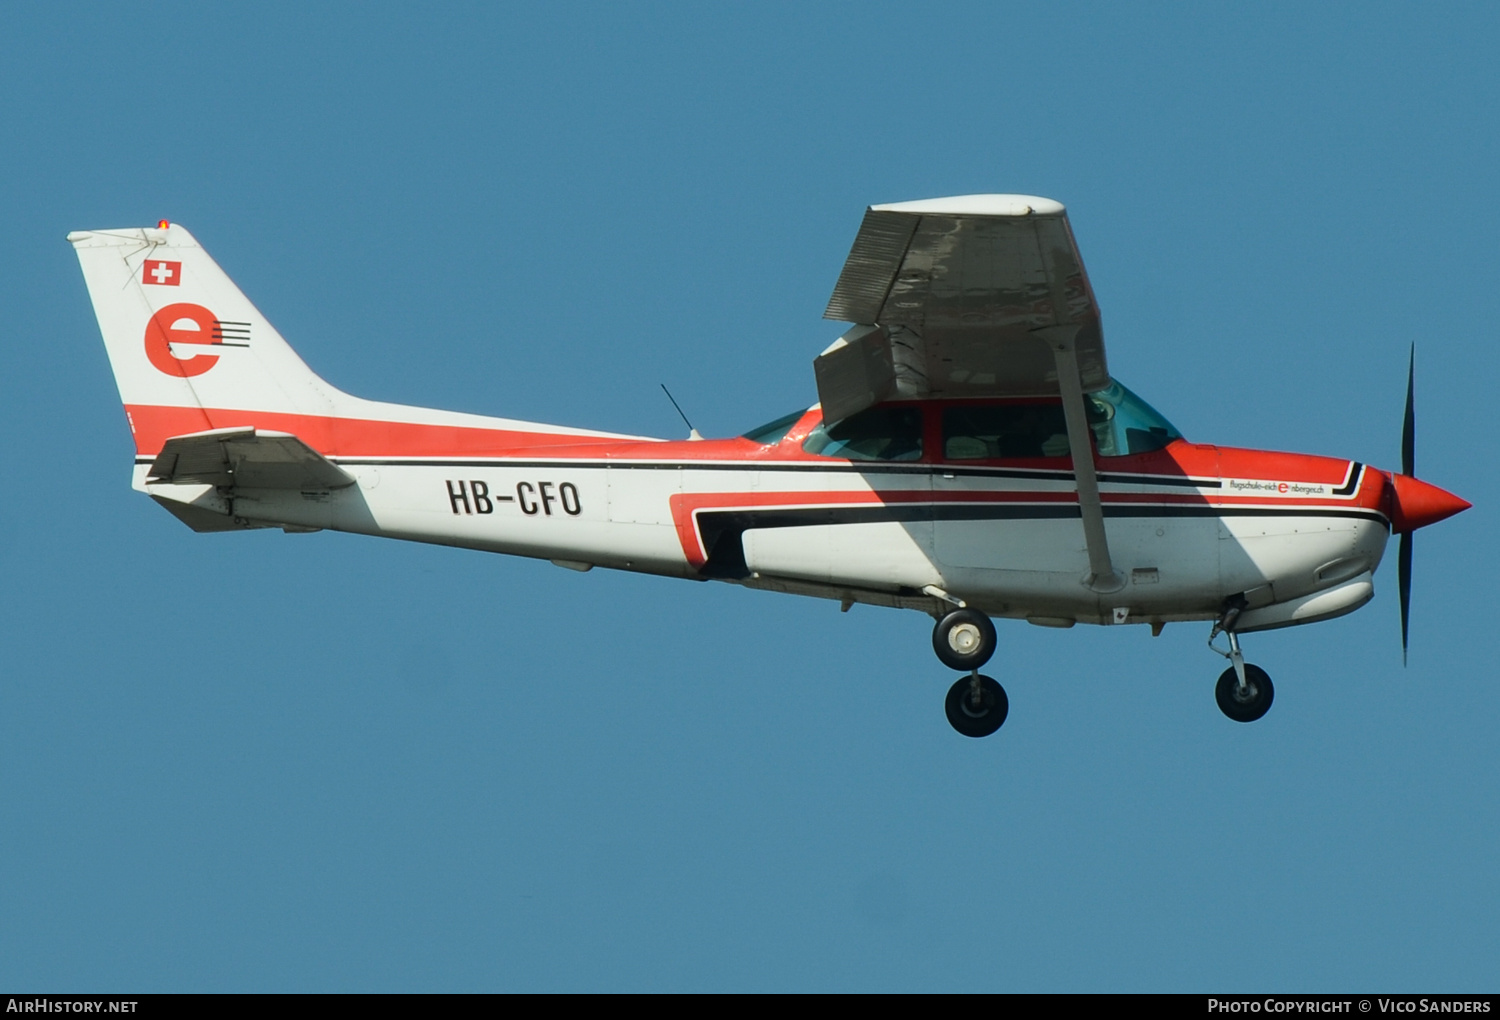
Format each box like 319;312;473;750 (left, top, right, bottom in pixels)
124;404;633;457
125;405;1370;491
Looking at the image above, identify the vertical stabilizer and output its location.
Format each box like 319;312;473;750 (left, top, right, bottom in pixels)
70;222;656;461
69;224;343;448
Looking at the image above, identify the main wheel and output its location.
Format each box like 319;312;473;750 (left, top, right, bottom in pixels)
1215;664;1274;723
945;674;1009;737
932;608;997;671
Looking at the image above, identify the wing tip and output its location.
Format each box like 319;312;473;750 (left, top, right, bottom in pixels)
870;194;1066;218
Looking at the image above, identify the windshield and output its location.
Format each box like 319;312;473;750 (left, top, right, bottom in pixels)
741;409;807;445
802;406;923;461
1084;381;1182;456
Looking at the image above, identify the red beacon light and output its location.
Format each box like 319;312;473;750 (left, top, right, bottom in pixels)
157;220;170;229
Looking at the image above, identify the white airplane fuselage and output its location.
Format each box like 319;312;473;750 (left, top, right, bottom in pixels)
130;408;1396;633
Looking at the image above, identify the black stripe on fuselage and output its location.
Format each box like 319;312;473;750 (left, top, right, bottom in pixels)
695;503;1390;527
1331;462;1364;496
202;455;1222;488
692;502;1389;578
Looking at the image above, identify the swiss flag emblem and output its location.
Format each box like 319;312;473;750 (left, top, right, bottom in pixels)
142;260;182;286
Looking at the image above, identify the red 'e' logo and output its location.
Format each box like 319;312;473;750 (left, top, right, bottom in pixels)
144;303;221;377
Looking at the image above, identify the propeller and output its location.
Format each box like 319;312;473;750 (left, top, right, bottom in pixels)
1399;345;1414;665
1387;346;1470;664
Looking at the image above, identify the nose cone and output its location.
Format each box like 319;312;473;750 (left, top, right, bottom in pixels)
1389;473;1471;533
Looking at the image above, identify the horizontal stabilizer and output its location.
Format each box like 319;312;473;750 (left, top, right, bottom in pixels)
147;427;355;490
150;495;258;532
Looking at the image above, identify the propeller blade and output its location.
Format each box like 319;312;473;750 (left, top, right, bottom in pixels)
1399;345;1415;664
1402;344;1415;479
1398;531;1412;667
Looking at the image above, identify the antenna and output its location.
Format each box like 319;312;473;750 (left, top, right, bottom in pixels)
660;383;704;441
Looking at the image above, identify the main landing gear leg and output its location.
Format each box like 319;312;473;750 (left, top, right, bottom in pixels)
1208;615;1275;723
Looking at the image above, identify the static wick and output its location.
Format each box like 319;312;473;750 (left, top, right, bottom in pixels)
660;383;704;441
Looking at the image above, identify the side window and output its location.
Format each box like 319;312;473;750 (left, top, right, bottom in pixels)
802;406;923;461
942;404;1070;460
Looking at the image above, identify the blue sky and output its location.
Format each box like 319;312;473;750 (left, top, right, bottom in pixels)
1;1;1495;991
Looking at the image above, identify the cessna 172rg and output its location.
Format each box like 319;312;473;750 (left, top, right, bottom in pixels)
70;196;1469;737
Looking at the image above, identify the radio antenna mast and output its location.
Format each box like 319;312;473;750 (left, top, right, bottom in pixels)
660;383;704;441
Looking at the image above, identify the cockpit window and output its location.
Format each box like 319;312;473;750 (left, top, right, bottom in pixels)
943;404;1070;460
742;409;807;445
1085;381;1182;456
802;406;923;461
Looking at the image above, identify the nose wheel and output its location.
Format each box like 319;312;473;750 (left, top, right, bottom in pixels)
1208;621;1275;723
1215;664;1274;722
945;673;1009;738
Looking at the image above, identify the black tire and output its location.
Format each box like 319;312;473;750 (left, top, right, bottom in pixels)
1215;664;1274;723
945;674;1009;737
932;608;997;671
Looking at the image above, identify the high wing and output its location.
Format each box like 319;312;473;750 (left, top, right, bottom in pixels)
817;194;1107;419
818;194;1123;591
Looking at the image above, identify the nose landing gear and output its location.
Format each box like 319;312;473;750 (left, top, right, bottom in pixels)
931;608;1008;736
1208;613;1275;723
1215;662;1274;722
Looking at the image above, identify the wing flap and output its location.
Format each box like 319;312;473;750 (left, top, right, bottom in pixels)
147;427;355;490
812;325;899;424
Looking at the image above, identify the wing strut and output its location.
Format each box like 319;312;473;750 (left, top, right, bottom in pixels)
1040;326;1124;593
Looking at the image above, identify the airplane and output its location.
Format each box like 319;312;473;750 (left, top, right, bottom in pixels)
69;195;1470;737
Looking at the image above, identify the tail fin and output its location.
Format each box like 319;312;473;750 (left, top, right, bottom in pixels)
71;223;655;465
69;223;343;450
